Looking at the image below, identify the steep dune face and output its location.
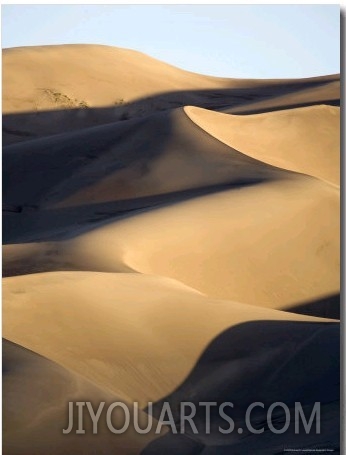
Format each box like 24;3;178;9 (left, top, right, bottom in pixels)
3;105;339;309
3;104;340;214
2;272;333;407
185;105;340;185
2;44;340;455
3;107;286;210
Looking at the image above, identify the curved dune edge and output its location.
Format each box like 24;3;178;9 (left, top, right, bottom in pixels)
64;178;339;308
184;105;340;185
2;43;340;455
3;271;334;407
4;107;296;211
3;44;232;114
3;175;339;309
4;103;339;212
3;44;339;148
222;78;340;117
3;339;160;455
3;44;338;114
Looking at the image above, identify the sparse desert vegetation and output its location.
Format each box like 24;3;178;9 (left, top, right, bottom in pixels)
36;88;89;110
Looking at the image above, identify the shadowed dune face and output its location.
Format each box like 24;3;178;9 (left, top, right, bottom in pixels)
2;272;337;411
2;44;340;454
283;294;340;319
222;79;340;115
143;321;340;454
3;107;288;210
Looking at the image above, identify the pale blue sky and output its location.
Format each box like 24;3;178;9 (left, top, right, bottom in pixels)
1;4;340;78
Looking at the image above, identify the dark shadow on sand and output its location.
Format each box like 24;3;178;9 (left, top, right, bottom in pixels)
3;74;340;246
3;180;266;246
283;294;340;320
141;320;340;454
3;75;339;146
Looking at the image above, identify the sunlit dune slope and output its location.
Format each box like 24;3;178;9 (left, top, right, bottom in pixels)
3;174;339;309
185;105;340;185
3;102;339;309
2;44;339;144
4;44;338;114
2;43;340;455
2;44;244;114
3;271;333;409
64;177;339;307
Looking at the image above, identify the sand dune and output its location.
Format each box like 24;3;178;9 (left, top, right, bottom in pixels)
3;44;339;145
223;79;340;114
3;175;339;308
145;319;339;454
186;105;340;185
68;178;339;307
3;339;158;455
3;107;287;210
3;271;334;406
4;44;338;115
3;272;339;453
2;44;340;454
3;105;339;308
2;43;243;114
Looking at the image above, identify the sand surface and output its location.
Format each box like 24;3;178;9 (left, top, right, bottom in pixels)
2;45;340;454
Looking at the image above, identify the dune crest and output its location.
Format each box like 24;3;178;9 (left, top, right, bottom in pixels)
2;44;340;454
3;271;334;405
185;105;340;185
3;44;339;145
